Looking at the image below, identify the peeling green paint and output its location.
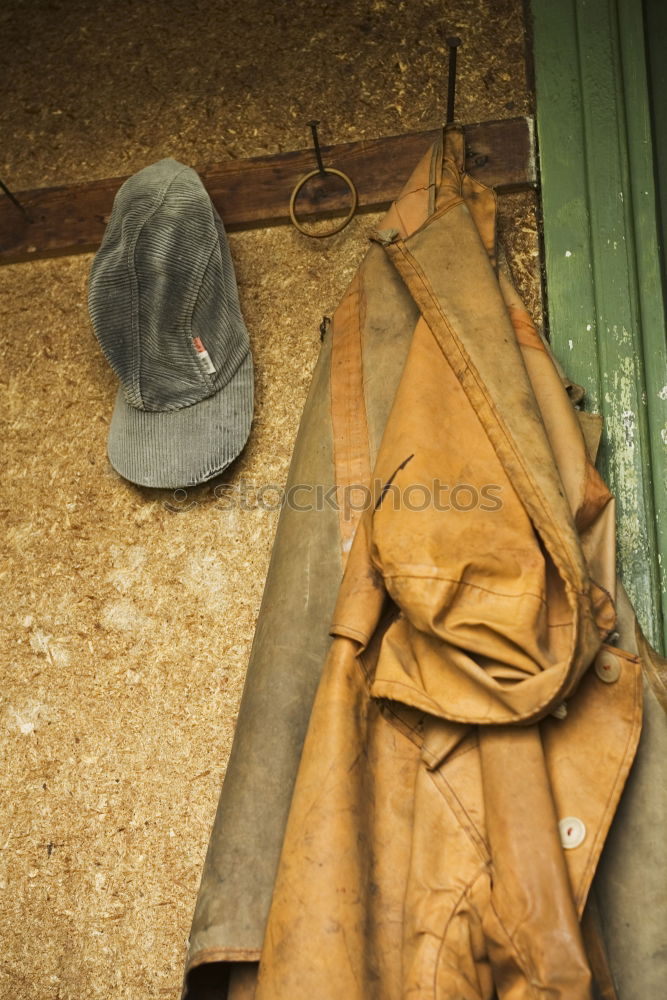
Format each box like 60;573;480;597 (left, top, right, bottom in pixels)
531;0;667;651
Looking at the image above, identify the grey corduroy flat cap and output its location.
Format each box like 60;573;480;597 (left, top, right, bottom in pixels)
88;158;253;489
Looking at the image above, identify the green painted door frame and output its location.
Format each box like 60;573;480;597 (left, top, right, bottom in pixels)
530;0;667;652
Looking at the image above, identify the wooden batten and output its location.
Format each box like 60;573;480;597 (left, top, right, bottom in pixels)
0;116;534;265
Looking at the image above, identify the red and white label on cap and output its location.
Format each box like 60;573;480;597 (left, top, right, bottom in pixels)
192;336;216;375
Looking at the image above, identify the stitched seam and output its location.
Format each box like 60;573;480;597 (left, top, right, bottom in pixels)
574;658;643;909
127;164;191;408
329;271;372;561
432;866;489;1000
428;768;488;862
382;570;549;605
423;195;465;224
388;237;582;593
330;622;368;643
373;675;563;726
390;194;464;244
487;896;545;1000
378;696;424;742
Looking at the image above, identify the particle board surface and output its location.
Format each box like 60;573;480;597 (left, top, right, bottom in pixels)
0;2;538;998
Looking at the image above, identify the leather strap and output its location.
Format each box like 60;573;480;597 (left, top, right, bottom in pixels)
329;270;372;562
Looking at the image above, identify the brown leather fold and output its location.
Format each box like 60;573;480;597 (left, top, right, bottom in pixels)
478;726;593;1000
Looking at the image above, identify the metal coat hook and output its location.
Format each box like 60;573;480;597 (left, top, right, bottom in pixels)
445;36;461;124
0;177;33;223
444;38;490;170
308;120;327;176
289;120;358;238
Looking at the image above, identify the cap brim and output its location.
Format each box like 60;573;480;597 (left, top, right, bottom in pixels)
107;350;253;488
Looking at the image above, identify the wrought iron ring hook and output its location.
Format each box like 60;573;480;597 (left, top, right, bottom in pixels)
289;120;358;238
289;167;358;238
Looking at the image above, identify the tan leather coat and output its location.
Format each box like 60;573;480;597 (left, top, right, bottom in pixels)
185;127;667;1000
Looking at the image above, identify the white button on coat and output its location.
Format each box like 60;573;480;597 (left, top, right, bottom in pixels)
558;816;586;849
595;650;621;684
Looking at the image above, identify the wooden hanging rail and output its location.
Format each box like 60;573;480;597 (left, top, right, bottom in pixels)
0;116;534;265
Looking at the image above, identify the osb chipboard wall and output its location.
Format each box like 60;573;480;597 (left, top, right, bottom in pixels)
0;2;538;997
